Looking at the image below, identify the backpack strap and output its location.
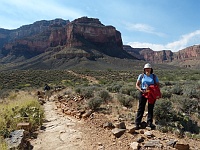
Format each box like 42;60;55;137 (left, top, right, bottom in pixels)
139;73;144;82
141;73;157;85
152;74;158;85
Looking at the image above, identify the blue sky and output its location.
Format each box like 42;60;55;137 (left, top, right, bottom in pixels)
1;0;200;52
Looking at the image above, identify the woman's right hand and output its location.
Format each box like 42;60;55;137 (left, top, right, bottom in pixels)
141;89;149;93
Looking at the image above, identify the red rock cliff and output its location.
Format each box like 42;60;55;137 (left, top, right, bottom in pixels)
124;45;200;68
174;45;200;59
65;17;125;58
2;17;131;59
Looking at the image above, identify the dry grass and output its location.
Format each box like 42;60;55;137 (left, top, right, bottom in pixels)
0;137;7;150
0;91;44;139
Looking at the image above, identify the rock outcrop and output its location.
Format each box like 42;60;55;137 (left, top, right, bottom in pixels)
67;17;119;47
1;19;69;58
174;45;200;59
0;17;133;62
123;45;174;63
66;17;124;57
123;45;200;68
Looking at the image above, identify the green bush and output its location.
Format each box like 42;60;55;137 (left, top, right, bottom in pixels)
160;87;172;99
130;90;140;99
98;90;111;103
171;84;183;95
117;94;133;108
120;86;135;96
79;87;95;99
177;97;198;115
183;85;200;98
75;87;81;94
180;116;199;133
154;99;175;125
88;97;102;110
172;113;199;134
163;81;174;86
107;83;122;93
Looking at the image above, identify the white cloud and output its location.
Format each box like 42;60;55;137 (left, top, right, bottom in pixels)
124;22;166;37
127;30;200;52
166;30;200;51
125;23;154;32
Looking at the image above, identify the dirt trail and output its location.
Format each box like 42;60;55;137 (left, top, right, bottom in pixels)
68;70;99;84
30;101;88;150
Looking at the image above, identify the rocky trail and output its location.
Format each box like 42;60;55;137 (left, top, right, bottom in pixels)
30;101;89;150
29;93;200;150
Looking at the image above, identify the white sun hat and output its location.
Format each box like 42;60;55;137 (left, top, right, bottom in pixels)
144;63;152;69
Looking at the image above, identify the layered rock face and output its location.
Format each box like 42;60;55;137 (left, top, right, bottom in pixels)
174;45;200;59
0;29;11;48
66;17;122;47
65;17;127;58
140;49;173;63
1;19;69;58
124;45;200;67
0;17;131;60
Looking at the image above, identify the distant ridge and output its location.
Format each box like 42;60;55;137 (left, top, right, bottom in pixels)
0;17;199;70
123;45;200;69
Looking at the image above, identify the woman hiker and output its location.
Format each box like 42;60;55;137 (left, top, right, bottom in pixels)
135;63;160;130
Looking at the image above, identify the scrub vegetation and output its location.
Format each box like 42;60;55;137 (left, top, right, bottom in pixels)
0;68;200;149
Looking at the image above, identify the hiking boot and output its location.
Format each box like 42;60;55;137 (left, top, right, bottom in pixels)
147;123;156;129
135;125;140;130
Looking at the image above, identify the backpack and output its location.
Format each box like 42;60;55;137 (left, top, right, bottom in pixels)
44;85;50;91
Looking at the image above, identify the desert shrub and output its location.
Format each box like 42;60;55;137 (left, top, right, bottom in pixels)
107;83;122;93
0;126;9;139
171;84;183;95
87;97;102;110
75;87;81;94
187;71;200;80
179;115;199;133
176;97;198;115
163;81;174;86
154;99;176;125
130;90;140;99
182;85;200;98
0;70;82;90
160;87;172;99
120;86;135;96
98;90;111;103
0;89;12;99
82;90;94;99
170;112;200;134
162;74;176;81
117;94;133;108
155;96;199;134
78;87;95;99
98;79;108;85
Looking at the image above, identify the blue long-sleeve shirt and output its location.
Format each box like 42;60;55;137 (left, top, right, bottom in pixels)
137;74;159;90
